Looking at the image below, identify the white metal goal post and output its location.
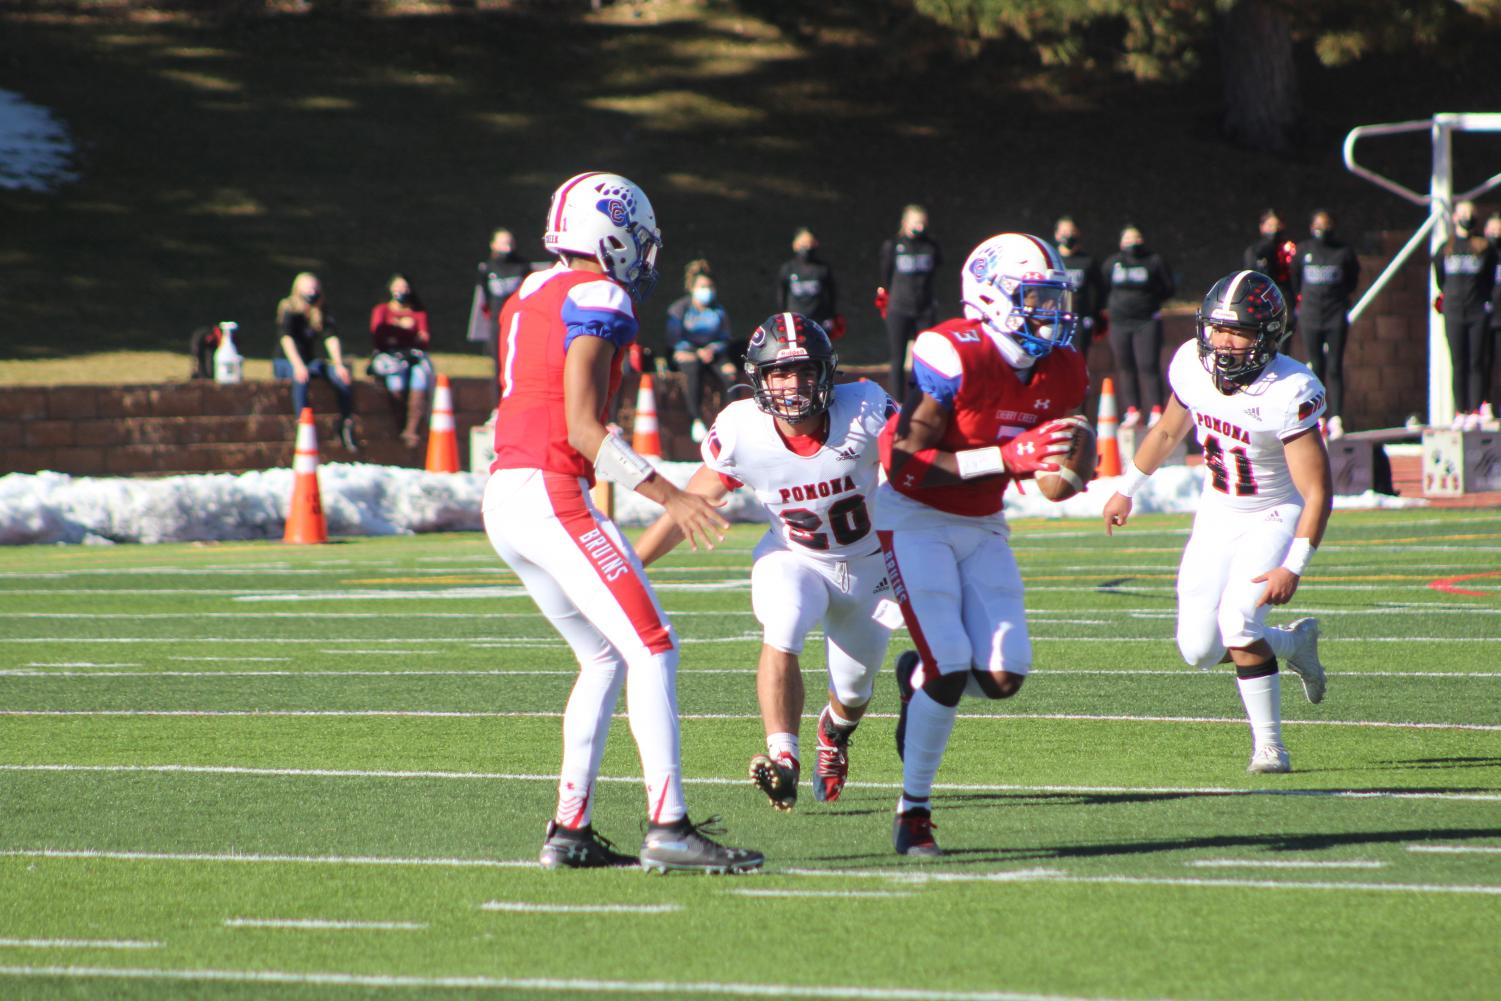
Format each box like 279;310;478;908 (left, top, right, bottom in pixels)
1343;112;1501;426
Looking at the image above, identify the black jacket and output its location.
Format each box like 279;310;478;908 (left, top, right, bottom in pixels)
478;253;533;315
1243;232;1296;304
878;234;941;316
1059;248;1105;325
1292;236;1360;325
777;253;837;325
1102;248;1174;323
1434;236;1498;319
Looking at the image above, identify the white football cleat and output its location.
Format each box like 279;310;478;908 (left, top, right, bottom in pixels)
690;419;708;443
1247;743;1291;773
1284;616;1326;704
1120;407;1141;429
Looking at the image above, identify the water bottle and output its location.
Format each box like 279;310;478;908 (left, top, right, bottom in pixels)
213;322;243;384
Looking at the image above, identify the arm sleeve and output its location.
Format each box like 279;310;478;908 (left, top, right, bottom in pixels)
562;280;638;351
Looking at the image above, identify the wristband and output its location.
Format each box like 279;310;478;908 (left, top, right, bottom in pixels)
594;431;657;490
1116;461;1150;498
955;446;1006;480
1281;538;1315;576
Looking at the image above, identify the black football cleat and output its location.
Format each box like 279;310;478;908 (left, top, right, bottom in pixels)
893;807;941;857
749;752;799;812
538;821;638;870
639;816;764;874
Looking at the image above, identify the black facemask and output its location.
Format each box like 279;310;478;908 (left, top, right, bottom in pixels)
393;292;411;305
1058;235;1077;250
304;292;321;305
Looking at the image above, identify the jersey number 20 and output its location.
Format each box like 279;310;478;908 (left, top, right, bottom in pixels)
779;495;871;551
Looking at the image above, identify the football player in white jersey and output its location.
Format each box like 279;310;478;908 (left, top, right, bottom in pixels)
1103;269;1331;774
636;313;897;811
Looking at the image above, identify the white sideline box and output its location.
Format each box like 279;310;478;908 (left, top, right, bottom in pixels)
1422;429;1501;496
470;423;495;475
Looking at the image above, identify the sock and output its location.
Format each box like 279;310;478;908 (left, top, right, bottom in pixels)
625;648;686;825
900;688;958;803
898;794;931;815
822;706;858;739
1264;626;1296;659
1235;659;1282;751
767;732;800;767
555;658;626;829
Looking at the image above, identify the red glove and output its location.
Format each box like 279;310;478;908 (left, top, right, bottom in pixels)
1434;294;1445;313
1000;420;1077;478
874;287;889;319
828;314;847;341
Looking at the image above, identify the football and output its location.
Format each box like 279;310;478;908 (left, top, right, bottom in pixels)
1034;418;1097;502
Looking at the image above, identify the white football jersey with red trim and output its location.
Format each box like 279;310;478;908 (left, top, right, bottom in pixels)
703;380;894;560
1168;339;1325;513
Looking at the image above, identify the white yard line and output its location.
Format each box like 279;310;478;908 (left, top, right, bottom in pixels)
5;710;1497;732
1186;859;1386;870
1406;844;1501;855
727;889;917;899
3;635;1495;645
0;938;160;950
0;848;534;869
4;765;1498;802
224;918;426;931
480;902;681;915
779;868;1501;896
6;667;1499;680
0;965;1165;1001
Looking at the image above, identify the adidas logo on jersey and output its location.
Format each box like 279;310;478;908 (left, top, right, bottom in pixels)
836;447;859;461
873;577;891;595
1244;406;1262;420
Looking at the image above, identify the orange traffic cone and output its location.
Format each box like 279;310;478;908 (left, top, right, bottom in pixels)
425;374;460;473
1095;377;1122;478
284;407;328;545
632;374;662;458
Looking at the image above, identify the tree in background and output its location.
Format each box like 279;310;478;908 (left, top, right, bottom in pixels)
908;0;1501;153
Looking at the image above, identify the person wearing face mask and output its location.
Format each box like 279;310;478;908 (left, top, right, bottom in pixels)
1485;213;1501;425
1243;210;1297;310
1101;225;1176;428
275;271;358;452
1434;201;1498;430
369;273;435;449
777;227;838;334
877;205;943;398
1053;216;1105;351
667;259;738;443
1291;210;1360;438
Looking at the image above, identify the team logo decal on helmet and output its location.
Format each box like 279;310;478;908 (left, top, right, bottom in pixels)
1196;269;1288;395
545;171;663;301
744;312;838;422
960;233;1078;358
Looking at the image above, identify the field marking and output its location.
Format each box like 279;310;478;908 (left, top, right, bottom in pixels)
0;939;161;950
727;889;917;899
224;918;426;931
6;765;1499;802
0;964;1169;1001
1186;859;1386;870
6;710;1498;732
1406;844;1501;855
0;849;534;869
780;868;1501;896
5;635;1497;646
5;605;1501;618
480;902;682;915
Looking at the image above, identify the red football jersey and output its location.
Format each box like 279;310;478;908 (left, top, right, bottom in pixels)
880;318;1088;516
491;265;636;481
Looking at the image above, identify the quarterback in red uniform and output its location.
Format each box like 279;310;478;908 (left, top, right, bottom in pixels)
876;232;1089;856
484;171;761;874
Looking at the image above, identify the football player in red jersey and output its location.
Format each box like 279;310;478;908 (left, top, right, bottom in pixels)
876;233;1089;856
484;171;761;874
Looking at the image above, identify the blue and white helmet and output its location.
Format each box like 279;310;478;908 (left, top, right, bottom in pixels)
961;233;1078;358
545;172;663;301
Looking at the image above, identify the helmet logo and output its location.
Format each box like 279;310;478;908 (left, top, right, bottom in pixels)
1210;307;1239;322
596;198;630;227
775;347;809;361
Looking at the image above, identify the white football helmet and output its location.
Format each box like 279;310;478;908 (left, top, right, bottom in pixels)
544;171;663;300
961;233;1078;358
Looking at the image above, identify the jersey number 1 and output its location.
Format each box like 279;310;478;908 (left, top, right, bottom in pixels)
1202;435;1258;496
779;495;871;551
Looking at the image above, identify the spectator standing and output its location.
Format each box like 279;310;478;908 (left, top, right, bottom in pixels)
777;228;837;332
1243;210;1297;309
1435;201;1498;430
1054;216;1105;350
1486;212;1501;425
666;260;738;444
1291;210;1360;438
1102;225;1175;428
369;273;435;449
275;271;357;452
473;228;534;409
876;205;942;398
